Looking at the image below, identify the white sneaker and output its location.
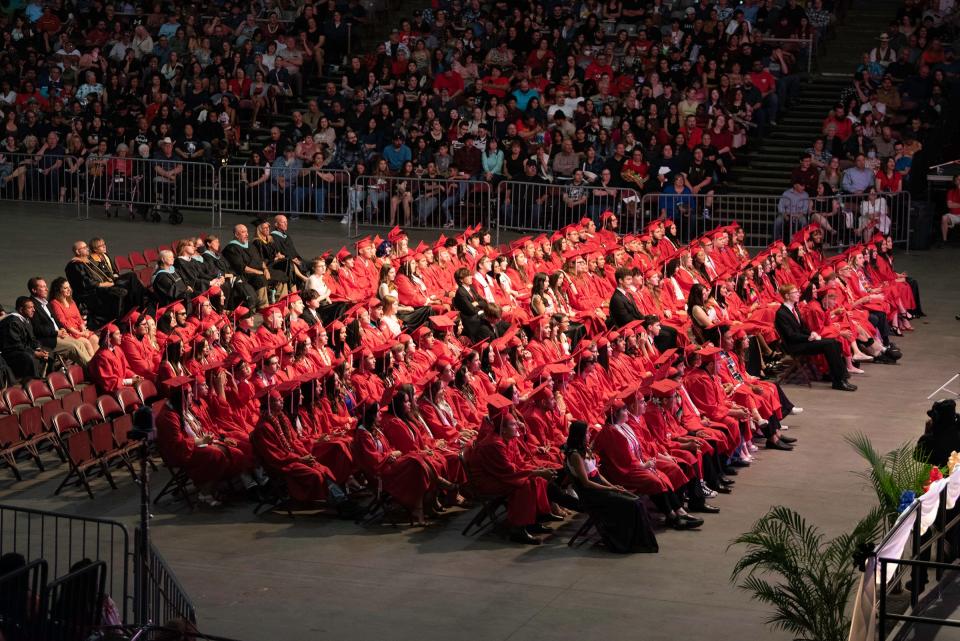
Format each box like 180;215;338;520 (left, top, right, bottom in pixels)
780;424;789;430
847;367;865;375
791;407;804;415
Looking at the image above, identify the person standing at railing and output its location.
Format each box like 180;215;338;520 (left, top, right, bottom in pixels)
37;131;64;203
775;181;811;242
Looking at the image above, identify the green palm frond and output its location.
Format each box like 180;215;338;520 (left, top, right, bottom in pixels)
845;432;935;522
730;506;884;641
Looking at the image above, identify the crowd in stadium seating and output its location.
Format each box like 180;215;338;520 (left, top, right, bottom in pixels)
0;0;835;224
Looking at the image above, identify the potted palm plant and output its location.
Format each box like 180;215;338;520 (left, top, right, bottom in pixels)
730;505;885;641
845;432;934;526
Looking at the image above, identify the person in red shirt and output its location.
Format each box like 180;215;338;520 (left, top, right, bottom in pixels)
479;66;509;99
748;59;780;125
585;53;614;82
433;69;464;102
941;175;960;243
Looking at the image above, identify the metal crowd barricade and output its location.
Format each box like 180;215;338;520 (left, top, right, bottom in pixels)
0;503;132;623
349;174;493;238
83;156;218;227
134;528;197;626
0;559;47;641
638;190;911;250
0;151;83;217
217;163;351;225
496;179;642;238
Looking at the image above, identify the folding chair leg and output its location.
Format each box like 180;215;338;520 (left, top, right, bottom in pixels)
78;470;95;500
100;463;118;489
3;453;22;481
568;516;596;548
54;470;76;495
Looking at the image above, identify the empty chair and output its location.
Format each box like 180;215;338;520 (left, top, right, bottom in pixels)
3;387;33;415
67;364;90;390
20;405;60;467
96;394;124;421
136;379;162;406
74;403;102;428
46;371;75;400
113;255;133;272
115;386;143;414
40;397;64;430
0;414;26;480
81;385;98;405
51;412;100;499
60;390;82;415
129;251;147;270
25;379;54;406
143;248;159;263
88;421;124;485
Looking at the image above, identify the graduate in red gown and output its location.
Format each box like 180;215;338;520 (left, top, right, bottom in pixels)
154;376;239;506
351;402;438;525
88;325;142;394
464;394;557;544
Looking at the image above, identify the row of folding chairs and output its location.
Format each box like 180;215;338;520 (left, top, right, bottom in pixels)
112;233;209;274
0;365;92;416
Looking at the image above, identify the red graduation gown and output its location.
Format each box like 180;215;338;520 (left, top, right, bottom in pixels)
465;432;551;526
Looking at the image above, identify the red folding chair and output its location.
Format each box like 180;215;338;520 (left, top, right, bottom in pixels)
40;397;64;430
143;248;159;263
3;387;33;414
0;414;26;480
137;268;153;290
136;380;162;406
111;413;142;480
61;390;82;415
67;364;91;390
46;371;74;400
25;379;54;406
20;405;60;467
114;255;133;272
74;403;102;428
81;385;98;405
116;386;143;414
129;251;147;270
52;412;100;499
96;394;124;421
89;421;125;485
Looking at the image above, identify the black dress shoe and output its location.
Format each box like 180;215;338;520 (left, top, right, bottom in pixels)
722;467;739;476
715;485;733;494
510;529;542;545
718;477;735;486
538;512;565;523
779;435;797;444
765;439;793;451
832;381;858;392
886;348;902;360
730;459;751;467
676;514;704;529
527;523;553;535
689;502;721;514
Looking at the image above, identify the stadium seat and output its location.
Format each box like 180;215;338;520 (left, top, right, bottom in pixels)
114;255;133;272
129;251;147;270
144;248;159;263
136;380;162;407
60;390;82;415
74;403;102;428
47;371;75;400
116;386;143;414
40;397;64;430
81;385;98;405
4;387;33;414
67;364;90;391
96;394;124;421
25;379;54;406
137;268;153;290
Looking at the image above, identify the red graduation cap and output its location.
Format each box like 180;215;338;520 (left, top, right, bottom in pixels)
653;348;678;369
428;315;455;331
355;236;373;250
650;379;680;397
486;393;513;414
698;345;722;358
387;226;406;243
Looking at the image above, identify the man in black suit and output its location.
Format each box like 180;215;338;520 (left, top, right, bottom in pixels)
27;277;91;365
608;267;644;328
774;284;856;391
0;297;49;379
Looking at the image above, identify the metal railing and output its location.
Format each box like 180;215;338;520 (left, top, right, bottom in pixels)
495;179;642;238
217;163;352;225
761;35;818;74
0;558;47;641
0;503;132;622
0;151;83;216
635;190;911;250
83;156;218;227
349;175;494;237
135;528;197;626
875;482;960;639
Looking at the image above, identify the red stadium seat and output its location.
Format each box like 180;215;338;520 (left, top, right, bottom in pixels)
144;248;159;263
116;386;142;414
114;255;133;272
137;268;153;290
47;371;74;399
129;251;147;270
136;380;162;406
81;385;98;405
40;397;64;430
0;414;27;480
25;379;54;406
61;390;82;415
74;403;102;428
67;364;90;390
3;387;33;414
96;394;125;421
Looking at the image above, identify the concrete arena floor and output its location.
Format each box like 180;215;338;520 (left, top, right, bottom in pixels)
1;203;959;641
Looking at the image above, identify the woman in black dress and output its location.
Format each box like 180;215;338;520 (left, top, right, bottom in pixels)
563;421;659;554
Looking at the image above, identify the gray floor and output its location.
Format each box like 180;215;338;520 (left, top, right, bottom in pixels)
1;203;959;641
